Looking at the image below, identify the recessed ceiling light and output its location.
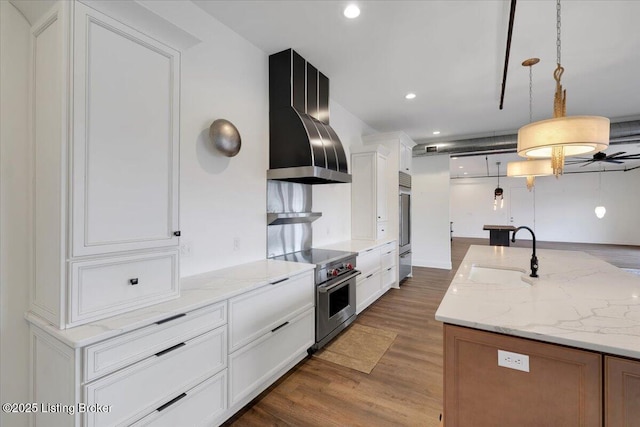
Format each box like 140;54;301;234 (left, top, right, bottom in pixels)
433;131;441;135
458;166;464;169
405;93;416;100
451;157;458;160
343;4;360;19
464;172;468;175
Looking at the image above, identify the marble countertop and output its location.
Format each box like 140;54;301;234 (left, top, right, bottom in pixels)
435;245;640;359
26;259;315;348
318;238;396;254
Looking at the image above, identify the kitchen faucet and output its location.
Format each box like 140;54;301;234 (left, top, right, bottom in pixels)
511;226;538;278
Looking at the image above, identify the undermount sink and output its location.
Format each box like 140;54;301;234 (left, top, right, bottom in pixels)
468;265;531;286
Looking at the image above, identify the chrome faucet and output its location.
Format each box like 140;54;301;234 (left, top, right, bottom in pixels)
511;226;538;278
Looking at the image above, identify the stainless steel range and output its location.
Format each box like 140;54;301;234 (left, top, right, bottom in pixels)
271;248;360;352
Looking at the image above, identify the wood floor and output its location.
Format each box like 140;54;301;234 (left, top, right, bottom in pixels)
225;238;640;427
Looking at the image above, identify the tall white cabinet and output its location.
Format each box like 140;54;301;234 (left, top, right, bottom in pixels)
351;145;390;241
30;1;181;329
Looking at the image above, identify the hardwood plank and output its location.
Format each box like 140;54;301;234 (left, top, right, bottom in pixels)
225;238;640;426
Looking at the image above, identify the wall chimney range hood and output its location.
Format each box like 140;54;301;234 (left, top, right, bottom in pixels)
267;49;351;184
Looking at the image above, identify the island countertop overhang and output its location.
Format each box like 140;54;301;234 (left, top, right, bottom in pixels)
435;245;640;359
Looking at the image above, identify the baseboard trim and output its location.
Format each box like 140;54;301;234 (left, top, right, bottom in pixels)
413;259;452;270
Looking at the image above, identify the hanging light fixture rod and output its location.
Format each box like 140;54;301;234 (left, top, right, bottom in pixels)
499;0;518;110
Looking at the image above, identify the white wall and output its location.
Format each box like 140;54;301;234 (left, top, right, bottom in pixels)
412;155;452;269
451;169;640;245
1;2;32;426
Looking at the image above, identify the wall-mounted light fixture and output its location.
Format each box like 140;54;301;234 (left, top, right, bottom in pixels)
209;119;241;157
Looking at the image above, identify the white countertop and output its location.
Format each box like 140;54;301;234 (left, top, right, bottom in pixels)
435;245;640;359
318;238;396;254
26;259;315;348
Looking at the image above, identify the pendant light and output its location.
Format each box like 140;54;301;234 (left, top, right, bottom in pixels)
494;162;504;211
595;167;606;219
517;0;609;177
508;58;553;190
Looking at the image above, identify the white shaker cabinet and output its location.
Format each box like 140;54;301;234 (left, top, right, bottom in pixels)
351;145;390;240
30;1;181;328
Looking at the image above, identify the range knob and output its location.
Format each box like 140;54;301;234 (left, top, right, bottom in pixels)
329;269;339;277
346;263;354;270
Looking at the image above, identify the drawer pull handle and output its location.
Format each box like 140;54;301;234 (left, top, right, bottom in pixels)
173;231;181;237
129;278;139;285
386;251;393;255
155;313;186;325
270;277;289;285
366;273;373;279
156;393;187;412
387;267;393;271
155;342;185;357
271;321;289;333
365;248;374;252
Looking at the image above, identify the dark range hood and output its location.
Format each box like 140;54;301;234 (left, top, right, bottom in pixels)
267;49;351;184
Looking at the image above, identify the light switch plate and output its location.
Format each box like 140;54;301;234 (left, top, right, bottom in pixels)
498;349;530;372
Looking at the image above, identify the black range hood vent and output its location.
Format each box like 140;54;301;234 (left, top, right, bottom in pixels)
267;49;351;184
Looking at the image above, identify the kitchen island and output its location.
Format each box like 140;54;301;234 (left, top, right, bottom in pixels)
435;245;640;427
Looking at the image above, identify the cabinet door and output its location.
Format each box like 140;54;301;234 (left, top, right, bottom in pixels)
351;152;376;240
376;152;387;222
605;356;640;426
400;143;412;173
444;324;602;427
72;2;180;257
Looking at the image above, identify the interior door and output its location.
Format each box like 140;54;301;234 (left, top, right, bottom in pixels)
509;187;535;238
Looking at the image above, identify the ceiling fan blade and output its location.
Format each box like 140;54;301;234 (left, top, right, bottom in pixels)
606;151;626;159
618;154;640;160
605;159;624;164
579;160;597;167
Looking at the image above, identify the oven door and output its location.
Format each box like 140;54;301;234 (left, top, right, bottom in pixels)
316;270;360;343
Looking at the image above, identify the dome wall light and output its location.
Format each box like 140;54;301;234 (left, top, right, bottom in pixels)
343;4;360;19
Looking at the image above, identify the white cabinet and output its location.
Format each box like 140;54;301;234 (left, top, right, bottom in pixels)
355;241;398;314
29;1;181;328
227;270;315;412
351;146;389;240
30;302;228;427
400;142;413;174
380;242;397;292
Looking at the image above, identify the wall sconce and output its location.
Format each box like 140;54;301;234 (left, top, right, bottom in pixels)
209;119;241;157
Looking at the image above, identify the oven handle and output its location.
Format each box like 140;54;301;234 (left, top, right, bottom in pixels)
318;271;361;293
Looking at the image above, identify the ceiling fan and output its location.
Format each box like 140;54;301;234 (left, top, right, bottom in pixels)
564;151;640;167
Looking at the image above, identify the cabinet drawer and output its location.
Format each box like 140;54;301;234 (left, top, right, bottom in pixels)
84;327;226;427
356;271;382;314
70;251;179;326
229;309;314;407
228;271;314;352
377;221;388;239
84;302;226;382
356;247;381;280
130;370;227;427
382;266;396;290
380;248;396;270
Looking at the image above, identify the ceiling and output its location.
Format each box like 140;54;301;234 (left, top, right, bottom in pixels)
194;0;640;177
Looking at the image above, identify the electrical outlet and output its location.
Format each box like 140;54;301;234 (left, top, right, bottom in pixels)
497;349;530;372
